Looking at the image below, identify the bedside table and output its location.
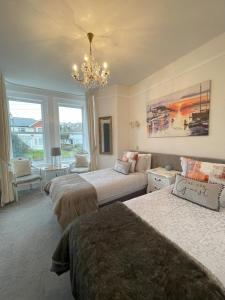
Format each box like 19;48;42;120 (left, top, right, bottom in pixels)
147;167;179;193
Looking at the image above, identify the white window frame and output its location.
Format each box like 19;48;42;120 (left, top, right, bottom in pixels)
8;96;48;163
57;99;88;162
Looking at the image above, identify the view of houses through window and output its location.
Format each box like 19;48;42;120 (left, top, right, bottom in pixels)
9;100;44;161
58;105;83;162
8;100;85;164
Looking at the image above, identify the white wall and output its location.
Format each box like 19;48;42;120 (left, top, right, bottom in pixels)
128;32;225;159
94;32;225;166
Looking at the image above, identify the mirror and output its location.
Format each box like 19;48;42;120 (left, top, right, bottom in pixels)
99;116;113;154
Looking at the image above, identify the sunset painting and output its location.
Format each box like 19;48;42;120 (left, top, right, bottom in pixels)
146;81;211;138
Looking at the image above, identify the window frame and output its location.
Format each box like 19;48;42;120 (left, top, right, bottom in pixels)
57;100;87;163
8;96;47;163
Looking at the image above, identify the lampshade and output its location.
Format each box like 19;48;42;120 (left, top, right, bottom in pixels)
51;147;61;156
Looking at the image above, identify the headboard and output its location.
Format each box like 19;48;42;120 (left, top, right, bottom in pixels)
136;151;225;171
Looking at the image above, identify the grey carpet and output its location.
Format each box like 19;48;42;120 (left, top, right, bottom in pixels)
0;189;74;300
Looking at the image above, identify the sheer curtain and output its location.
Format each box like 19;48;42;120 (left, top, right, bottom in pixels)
86;92;97;171
0;74;14;206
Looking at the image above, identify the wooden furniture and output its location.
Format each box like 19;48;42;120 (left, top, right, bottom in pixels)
147;167;179;193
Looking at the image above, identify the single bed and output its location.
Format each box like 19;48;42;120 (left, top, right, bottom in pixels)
49;168;148;228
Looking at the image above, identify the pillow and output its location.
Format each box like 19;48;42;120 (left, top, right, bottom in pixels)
135;154;152;172
122;151;138;173
12;159;31;177
114;160;131;175
172;174;222;211
75;154;89;168
208;167;225;208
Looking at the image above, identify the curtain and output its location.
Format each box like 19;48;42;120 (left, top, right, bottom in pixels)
86;92;97;171
0;74;14;206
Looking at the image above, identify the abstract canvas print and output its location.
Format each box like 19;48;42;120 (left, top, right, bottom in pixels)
146;80;211;137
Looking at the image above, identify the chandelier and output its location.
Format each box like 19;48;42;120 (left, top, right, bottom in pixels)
72;32;110;89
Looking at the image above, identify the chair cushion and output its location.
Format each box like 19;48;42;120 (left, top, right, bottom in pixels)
12;159;31;177
16;174;41;184
75;154;89;168
70;167;89;174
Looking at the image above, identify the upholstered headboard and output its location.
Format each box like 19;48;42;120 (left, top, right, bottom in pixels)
136;151;225;171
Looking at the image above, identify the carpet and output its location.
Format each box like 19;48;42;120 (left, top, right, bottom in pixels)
0;189;74;300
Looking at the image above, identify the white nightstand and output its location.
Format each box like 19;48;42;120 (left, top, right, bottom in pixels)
147;167;179;193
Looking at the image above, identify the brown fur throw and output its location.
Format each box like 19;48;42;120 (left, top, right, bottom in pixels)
52;202;225;300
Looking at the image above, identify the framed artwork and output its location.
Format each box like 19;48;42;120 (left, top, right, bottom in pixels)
146;80;211;138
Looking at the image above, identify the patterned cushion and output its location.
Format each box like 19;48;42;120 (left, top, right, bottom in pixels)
180;157;225;182
114;160;131;175
172;174;222;211
122;151;138;173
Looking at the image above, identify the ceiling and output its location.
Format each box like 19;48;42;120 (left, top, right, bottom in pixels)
0;0;225;94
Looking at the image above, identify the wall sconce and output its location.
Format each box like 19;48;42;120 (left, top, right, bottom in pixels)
129;121;140;128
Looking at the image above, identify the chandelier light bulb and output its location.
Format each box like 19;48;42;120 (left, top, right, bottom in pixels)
84;55;89;62
103;62;108;69
73;64;78;72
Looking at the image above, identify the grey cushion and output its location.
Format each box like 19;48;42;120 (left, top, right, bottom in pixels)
172;174;222;211
113;160;131;175
16;174;41;184
70;167;89;174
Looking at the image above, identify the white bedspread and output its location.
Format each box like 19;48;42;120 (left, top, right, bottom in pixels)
81;168;147;205
125;186;225;288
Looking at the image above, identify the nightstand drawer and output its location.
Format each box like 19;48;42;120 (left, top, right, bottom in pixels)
147;167;179;193
148;175;169;191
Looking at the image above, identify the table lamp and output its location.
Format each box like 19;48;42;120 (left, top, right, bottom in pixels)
51;147;61;167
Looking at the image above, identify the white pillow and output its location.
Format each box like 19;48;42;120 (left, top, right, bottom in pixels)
12;159;31;177
75;154;89;168
135;154;152;172
220;188;225;208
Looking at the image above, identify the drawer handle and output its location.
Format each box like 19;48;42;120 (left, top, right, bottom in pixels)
154;177;161;182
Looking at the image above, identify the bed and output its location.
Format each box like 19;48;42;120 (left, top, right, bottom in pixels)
51;186;225;299
49;168;148;228
51;154;225;299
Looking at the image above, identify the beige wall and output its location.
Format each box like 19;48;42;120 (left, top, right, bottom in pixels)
95;32;225;169
128;32;225;159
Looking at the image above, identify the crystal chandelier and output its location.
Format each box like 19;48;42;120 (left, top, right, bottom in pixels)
72;32;110;89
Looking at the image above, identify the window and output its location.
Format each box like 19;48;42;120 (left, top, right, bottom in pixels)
58;105;83;162
9;100;44;161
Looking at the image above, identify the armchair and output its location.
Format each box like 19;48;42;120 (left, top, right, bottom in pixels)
11;158;42;201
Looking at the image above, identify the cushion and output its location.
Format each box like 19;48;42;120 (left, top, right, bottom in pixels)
172;174;222;211
114;160;131;175
122;151;138;173
135;154;152;172
208;167;225;208
75;154;89;168
180;157;225;182
12;159;31;178
16;174;41;184
70;167;89;174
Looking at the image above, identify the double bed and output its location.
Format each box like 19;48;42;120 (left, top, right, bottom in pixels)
51;153;225;299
